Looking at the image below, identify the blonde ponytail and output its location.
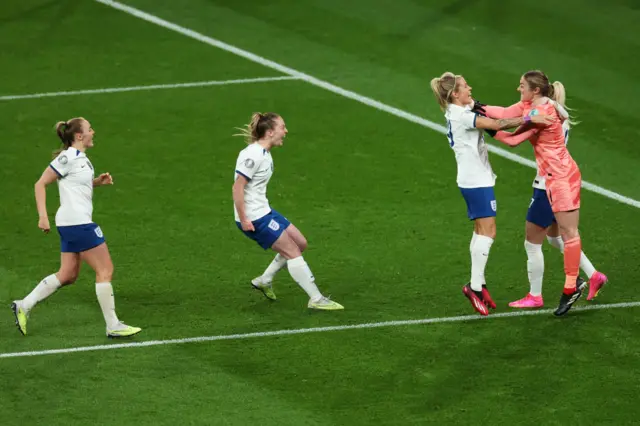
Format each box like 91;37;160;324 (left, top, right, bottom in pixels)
549;81;577;126
234;112;281;144
550;81;566;107
430;72;460;111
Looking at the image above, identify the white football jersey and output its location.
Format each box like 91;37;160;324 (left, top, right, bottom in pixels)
532;120;571;190
234;143;273;222
49;147;95;226
445;103;496;188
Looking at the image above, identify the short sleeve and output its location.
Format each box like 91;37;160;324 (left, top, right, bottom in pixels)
460;109;478;129
235;148;263;181
49;153;72;178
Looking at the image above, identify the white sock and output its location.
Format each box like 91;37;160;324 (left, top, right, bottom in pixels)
22;274;61;312
547;235;596;278
95;282;120;329
524;240;544;296
579;252;596;279
470;235;493;291
262;254;287;282
546;235;564;251
468;233;478;286
287;256;323;301
470;232;478;252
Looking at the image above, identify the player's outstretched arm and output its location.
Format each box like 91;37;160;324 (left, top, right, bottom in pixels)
494;125;539;147
475;114;552;131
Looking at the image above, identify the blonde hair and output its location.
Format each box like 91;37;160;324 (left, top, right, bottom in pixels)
523;70;576;125
430;72;462;111
234;112;281;144
53;117;85;157
550;81;567;106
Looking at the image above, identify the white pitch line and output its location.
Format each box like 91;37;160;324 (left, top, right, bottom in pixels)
2;301;639;359
0;76;300;101
93;0;640;210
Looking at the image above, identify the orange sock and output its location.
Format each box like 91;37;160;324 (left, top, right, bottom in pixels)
563;236;581;293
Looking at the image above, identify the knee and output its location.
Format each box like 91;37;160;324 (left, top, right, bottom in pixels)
96;266;114;283
279;241;302;260
559;224;579;240
57;271;78;286
525;223;546;244
297;237;308;252
481;225;497;240
562;229;580;241
475;220;496;240
282;247;302;261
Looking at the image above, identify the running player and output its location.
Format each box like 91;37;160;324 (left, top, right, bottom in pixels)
233;112;343;310
484;70;602;315
430;72;552;316
11;118;142;337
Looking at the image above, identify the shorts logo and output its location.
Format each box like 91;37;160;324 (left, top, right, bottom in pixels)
490;200;497;212
244;159;255;169
94;226;104;238
529;198;535;208
267;220;280;231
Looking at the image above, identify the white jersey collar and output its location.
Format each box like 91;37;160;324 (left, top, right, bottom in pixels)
65;147;85;157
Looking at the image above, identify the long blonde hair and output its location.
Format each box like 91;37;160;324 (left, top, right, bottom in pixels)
234;112;281;144
430;72;462;111
53;117;85;157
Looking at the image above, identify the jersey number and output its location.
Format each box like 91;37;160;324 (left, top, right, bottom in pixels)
446;120;454;147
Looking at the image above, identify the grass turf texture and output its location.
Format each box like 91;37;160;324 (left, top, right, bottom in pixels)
1;0;639;424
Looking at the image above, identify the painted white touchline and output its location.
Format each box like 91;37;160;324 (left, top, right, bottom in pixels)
0;76;300;101
93;0;640;210
2;301;639;359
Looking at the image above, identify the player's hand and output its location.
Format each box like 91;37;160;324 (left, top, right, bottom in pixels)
530;114;555;125
38;216;50;234
241;219;255;232
471;98;487;115
95;172;114;186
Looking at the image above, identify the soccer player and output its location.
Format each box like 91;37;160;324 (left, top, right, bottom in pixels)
430;72;552;316
508;112;607;308
482;70;604;315
232;112;343;310
11;118;141;337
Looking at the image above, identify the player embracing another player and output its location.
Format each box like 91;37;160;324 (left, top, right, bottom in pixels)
478;70;606;316
430;72;552;316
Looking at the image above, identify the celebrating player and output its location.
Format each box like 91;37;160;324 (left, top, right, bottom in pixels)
11;118;141;337
233;112;343;310
504;96;607;308
482;70;605;315
430;72;552;316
